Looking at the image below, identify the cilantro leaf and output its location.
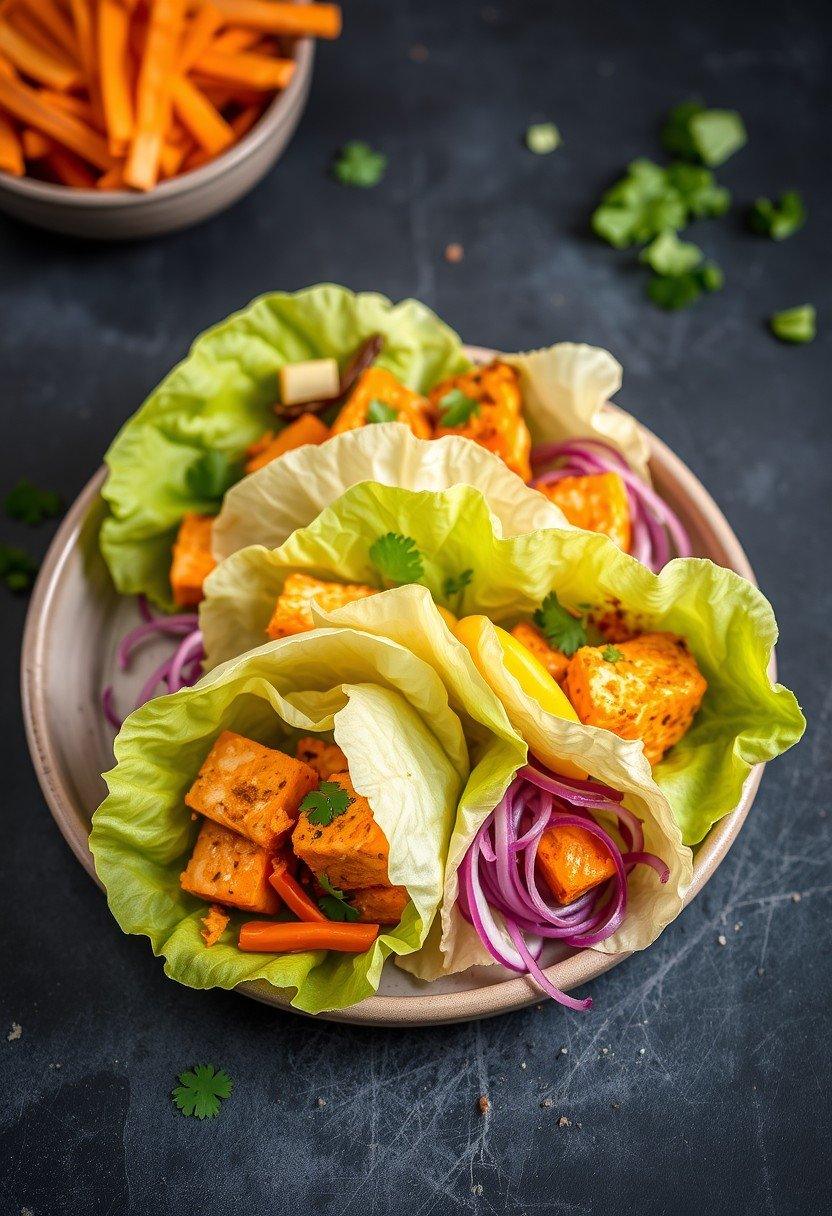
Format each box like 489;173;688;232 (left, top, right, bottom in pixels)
4;479;62;525
171;1065;232;1120
770;305;816;345
443;568;473;603
592;159;687;249
186;451;237;501
749;191;806;241
647;261;723;310
367;399;398;424
437;388;481;428
664;162;731;218
332;141;387;188
318;874;360;922
0;544;38;593
662;100;747;166
661;99;705;160
602;645;624;663
639;230;703;276
301;780;353;827
525;122;561;155
532;591;587;657
369;532;424;585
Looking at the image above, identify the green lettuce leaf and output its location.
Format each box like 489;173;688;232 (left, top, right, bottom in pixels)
201;481;804;846
90;626;469;1012
99;285;470;609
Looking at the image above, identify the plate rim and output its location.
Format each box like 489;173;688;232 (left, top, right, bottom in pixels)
21;346;768;1026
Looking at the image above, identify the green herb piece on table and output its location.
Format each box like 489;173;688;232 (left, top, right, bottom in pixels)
664;162;731;218
171;1065;233;1120
4;479;62;525
639;230;703;276
301;781;354;827
533;591;587;657
602;645;624;664
186;451;236;501
647;261;723;310
437;388;480;428
367;399;398;424
526;122;561;154
662;100;747;166
770;305;816;344
318;875;360;922
749;191;806;241
332;141;387;188
0;544;38;592
591;159;687;249
369;532;425;585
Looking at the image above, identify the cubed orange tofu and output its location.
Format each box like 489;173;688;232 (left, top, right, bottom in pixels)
184;730;318;850
170;512;216;607
429;361;532;481
266;572;376;639
510;621;569;683
201;904;231;946
565;632;707;765
292;772;391;890
536;822;616;905
244;413;331;474
349;884;409;925
331;367;433;438
295;736;349;780
180;820;281;914
539;472;632;552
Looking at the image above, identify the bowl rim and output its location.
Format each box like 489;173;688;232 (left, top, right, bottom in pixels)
0;37;313;209
21;343;769;1026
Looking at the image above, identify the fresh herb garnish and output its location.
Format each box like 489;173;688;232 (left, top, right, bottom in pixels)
639;230;703;276
318;874;360;922
532;591;587;657
592;158;687;249
602;645;624;663
186;451;237;501
332;141;387;188
301;780;353;827
443;568;473;606
171;1065;233;1120
662;100;747;166
664;162;730;219
4;479;62;525
369;532;425;585
770;305;816;345
525;122;561;155
366;399;398;424
0;545;38;592
749;191;806;241
647;261;723;310
437;388;480;428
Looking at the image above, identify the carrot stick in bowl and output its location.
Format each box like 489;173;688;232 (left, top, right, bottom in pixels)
193;46;294;90
0;70;114;168
0;108;23;174
124;0;185;191
170;74;233;155
98;0;134;154
211;1;342;40
238;920;379;954
0;19;82;89
17;0;79;61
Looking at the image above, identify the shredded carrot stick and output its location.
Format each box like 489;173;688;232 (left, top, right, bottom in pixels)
21;123;49;155
18;0;78;61
170;73;233;154
39;86;102;128
268;859;328;923
210;1;342;40
95;159;124;187
45;138;96;184
209;25;261;54
194;47;294;90
9;8;78;68
97;0;133;154
177;0;222;71
229;100;263;138
159;132;190;175
0;19;82;88
125;0;186;191
0;107;23;173
66;0;95;79
237;919;379;954
0;69;113;166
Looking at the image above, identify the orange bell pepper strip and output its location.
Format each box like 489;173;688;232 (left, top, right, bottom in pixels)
238;919;379;954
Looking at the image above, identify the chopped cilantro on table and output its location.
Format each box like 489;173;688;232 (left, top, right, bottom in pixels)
602;645;624;664
366;399;398;424
185;451;237;501
0;545;38;593
437;388;480;428
662;99;747;166
4;479;62;525
532;591;587;657
639;230;703;276
171;1065;233;1120
664;162;730;219
525;122;561;154
369;532;425;586
592;159;687;249
749;191;806;241
332;141;387;188
301;780;353;827
769;305;816;344
318;875;360;922
647;261;723;310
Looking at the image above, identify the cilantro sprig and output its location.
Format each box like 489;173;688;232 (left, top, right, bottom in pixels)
186;451;237;501
171;1065;233;1120
4;479;61;525
662;100;747;166
367;399;397;424
0;545;38;593
332;141;387;188
443;568;473;610
369;532;425;586
749;191;806;241
533;591;587;657
301;781;353;827
437;388;480;428
318;875;359;922
602;645;624;664
770;305;816;345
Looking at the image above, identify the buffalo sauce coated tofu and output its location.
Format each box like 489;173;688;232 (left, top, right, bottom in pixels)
245;413;331;474
331;367;433;438
536;823;616;905
180;820;280;914
185;730;318;851
292;772;391;891
429;361;532;481
170;513;216;607
295;736;349;780
266;572;376;639
539;472;632;552
510;621;569;683
565;632;707;765
349;884;409;925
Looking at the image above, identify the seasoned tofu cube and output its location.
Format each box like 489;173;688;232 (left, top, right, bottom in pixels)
429;361;532;481
331;367;433;438
180;820;281;914
266;572;376;639
292;772;390;890
536;823;616;906
295;736;349;780
245;413;330;474
539;472;632;552
349;884;409;925
201;904;231;946
185;730;318;850
170;512;216;607
510;621;569;683
565;632;707;765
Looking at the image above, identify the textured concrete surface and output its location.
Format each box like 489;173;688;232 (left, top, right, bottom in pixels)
1;1;829;1213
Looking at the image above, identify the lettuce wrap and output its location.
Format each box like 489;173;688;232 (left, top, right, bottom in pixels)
200;481;804;846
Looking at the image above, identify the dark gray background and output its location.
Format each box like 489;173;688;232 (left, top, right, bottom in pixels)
1;2;829;1213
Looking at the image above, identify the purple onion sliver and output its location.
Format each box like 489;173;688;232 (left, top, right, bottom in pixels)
168;629;204;693
135;656;174;709
621;851;670;883
504;917;593;1011
102;685;123;731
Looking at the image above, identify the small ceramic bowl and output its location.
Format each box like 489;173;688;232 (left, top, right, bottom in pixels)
0;38;313;240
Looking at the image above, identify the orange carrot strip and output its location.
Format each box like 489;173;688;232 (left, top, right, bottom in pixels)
39;84;101;127
66;0;94;77
98;0;133;153
125;0;185;191
210;1;341;39
159;133;190;175
45;138;95;184
178;0;222;70
193;47;294;90
21;122;49;155
96;161;125;188
0;69;113;166
0;19;81;88
230;100;262;137
268;859;328;923
209;25;260;53
0;107;23;172
237;919;378;954
170;72;233;154
19;0;78;59
10;8;78;68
